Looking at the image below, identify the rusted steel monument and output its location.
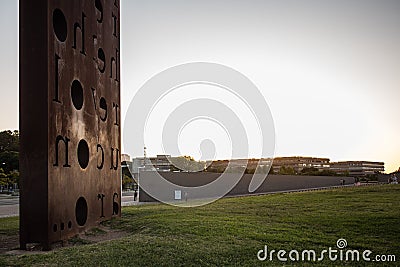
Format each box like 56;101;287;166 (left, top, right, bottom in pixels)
19;0;121;249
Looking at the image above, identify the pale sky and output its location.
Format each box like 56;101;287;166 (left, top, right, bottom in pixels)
1;0;399;172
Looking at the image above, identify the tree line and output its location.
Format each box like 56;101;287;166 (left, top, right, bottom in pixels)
0;130;19;190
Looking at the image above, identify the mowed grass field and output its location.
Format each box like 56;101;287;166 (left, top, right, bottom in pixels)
0;185;399;266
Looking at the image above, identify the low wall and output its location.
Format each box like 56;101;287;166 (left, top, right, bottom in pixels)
139;172;355;202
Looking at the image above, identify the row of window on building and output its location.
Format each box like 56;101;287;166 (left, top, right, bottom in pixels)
121;154;385;178
271;157;384;177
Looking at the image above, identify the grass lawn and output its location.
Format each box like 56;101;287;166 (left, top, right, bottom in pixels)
0;185;399;266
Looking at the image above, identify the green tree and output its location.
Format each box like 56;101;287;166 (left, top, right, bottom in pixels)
0;151;19;173
300;167;319;176
245;167;255;174
122;174;134;190
365;174;378;181
8;170;19;185
0;130;19;153
0;130;19;174
225;166;246;173
0;168;12;189
121;166;135;190
245;165;270;174
278;166;296;175
0;131;20;189
206;165;227;173
170;156;205;172
268;167;275;175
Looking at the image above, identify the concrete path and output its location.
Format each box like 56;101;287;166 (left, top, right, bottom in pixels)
0;193;138;218
0;195;19;218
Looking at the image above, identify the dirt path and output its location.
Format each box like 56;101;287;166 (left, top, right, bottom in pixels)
1;225;129;254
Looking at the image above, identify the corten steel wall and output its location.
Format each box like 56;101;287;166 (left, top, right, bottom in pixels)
20;0;121;249
139;173;355;202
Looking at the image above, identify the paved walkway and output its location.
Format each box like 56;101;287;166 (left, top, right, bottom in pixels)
0;195;19;218
0;193;138;218
121;194;139;206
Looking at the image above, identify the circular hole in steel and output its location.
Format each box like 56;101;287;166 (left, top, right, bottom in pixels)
95;0;103;21
98;48;106;72
77;139;89;169
71;80;84;110
75;197;88;227
53;9;67;42
99;97;107;120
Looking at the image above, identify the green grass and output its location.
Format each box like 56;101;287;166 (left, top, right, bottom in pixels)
0;185;399;266
0;216;18;236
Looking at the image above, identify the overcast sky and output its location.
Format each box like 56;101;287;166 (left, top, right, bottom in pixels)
0;0;399;172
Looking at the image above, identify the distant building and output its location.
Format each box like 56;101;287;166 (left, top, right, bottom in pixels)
272;156;330;173
123;154;386;178
330;161;384;177
127;155;173;174
206;158;272;172
121;154;131;163
150;155;173;172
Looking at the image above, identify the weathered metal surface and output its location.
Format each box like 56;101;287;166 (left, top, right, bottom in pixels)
20;0;121;249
